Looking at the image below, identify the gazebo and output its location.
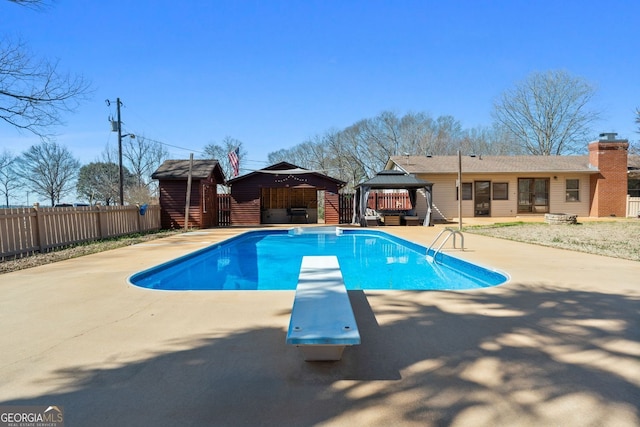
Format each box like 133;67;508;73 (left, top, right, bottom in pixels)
354;170;434;227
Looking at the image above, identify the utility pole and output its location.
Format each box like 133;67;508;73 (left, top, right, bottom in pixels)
116;98;124;206
108;98;134;205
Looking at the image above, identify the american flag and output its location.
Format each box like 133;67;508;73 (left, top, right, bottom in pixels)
228;147;240;177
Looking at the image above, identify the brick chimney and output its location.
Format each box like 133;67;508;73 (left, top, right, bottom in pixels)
589;133;628;217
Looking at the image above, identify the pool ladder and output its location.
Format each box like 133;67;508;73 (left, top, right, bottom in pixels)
427;228;464;263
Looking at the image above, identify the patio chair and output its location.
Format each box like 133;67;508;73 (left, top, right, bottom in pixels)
364;208;380;226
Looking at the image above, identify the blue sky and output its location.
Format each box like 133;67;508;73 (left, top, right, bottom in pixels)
1;0;638;170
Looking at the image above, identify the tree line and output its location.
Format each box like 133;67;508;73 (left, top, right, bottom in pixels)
265;70;639;190
267;111;517;189
1;1;638;204
0;137;167;207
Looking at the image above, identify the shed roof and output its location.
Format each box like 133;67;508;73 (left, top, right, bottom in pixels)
227;161;346;186
151;159;225;181
387;155;598;174
356;170;433;189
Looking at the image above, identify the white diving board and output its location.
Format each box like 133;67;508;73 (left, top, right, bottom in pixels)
286;256;361;361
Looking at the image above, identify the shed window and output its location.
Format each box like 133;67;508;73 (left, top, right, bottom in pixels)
566;179;580;202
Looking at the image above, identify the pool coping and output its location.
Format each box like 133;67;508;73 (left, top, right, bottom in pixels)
128;227;509;291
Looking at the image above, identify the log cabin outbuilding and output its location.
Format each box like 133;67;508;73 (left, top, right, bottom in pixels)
152;159;225;229
227;162;346;225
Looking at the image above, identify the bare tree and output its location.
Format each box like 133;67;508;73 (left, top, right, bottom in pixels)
459;124;525;156
15;141;80;206
265;110;529;190
0;149;20;206
267;148;289;165
1;1;90;138
267;111;484;189
122;135;168;187
492;70;599;155
8;0;51;7
97;136;167;203
630;108;640;155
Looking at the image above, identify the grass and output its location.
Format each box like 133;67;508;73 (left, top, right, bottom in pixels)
464;220;640;262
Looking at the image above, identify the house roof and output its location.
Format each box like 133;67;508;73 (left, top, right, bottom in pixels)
356;170;433;189
387;155;598;174
151;159;225;181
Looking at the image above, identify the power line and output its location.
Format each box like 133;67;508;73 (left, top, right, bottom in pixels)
130;133;207;156
121;129;270;165
113;102;270;165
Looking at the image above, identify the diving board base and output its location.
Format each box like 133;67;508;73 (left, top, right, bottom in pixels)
297;345;346;362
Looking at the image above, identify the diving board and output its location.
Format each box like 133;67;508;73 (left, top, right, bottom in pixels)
286;256;360;361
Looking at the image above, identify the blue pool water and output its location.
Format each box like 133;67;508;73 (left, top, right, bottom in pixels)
129;227;508;291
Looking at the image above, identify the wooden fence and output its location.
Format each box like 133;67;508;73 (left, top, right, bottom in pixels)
338;193;354;224
218;194;232;226
337;192;411;224
367;192;412;210
0;204;161;260
627;196;640;217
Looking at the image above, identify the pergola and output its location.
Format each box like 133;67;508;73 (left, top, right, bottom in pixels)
354;170;434;227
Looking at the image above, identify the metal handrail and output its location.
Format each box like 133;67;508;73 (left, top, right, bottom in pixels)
427;228;464;263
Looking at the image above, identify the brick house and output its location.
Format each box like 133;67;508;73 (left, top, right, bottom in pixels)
385;134;634;221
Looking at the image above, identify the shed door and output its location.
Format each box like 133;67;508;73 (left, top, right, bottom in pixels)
201;183;216;227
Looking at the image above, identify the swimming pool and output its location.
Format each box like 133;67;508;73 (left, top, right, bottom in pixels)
129;227;508;291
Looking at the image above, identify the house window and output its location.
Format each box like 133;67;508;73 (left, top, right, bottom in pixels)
629;179;640;197
566;179;580;202
492;183;508;200
456;182;472;200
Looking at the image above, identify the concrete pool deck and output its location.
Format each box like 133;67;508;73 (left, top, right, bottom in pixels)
0;221;638;426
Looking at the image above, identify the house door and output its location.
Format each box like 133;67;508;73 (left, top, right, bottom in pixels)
474;181;491;216
518;178;549;213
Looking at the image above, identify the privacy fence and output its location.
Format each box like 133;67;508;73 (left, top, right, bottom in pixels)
218;194;232;226
0;204;160;260
628;196;640;218
338;192;411;224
